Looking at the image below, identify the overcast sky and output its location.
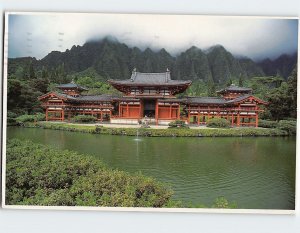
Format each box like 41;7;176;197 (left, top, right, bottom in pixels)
7;13;298;61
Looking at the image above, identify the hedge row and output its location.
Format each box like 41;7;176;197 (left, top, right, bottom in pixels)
23;122;289;137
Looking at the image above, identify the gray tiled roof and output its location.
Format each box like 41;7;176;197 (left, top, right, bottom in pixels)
39;91;114;102
74;95;114;102
226;94;268;104
187;97;227;105
217;84;252;93
108;72;191;86
158;98;187;103
54;92;77;100
226;94;251;103
56;83;88;91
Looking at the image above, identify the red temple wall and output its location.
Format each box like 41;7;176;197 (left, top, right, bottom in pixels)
158;108;169;118
157;106;179;119
120;105;141;118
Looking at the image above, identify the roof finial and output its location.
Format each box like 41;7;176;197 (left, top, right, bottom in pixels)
71;79;75;84
131;68;137;82
166;68;170;83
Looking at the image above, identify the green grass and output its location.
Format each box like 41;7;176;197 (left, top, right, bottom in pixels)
22;121;289;137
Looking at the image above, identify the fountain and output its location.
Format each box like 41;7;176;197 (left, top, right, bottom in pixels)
133;128;142;141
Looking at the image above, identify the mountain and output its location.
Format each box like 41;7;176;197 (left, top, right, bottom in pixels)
258;53;297;79
7;37;297;84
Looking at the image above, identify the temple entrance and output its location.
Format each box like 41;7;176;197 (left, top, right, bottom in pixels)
143;99;156;118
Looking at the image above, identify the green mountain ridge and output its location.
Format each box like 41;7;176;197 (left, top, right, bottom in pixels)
8;38;297;84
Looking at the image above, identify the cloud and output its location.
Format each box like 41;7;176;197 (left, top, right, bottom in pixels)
7;13;298;60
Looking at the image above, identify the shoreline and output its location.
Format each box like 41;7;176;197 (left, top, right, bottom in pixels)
16;121;290;137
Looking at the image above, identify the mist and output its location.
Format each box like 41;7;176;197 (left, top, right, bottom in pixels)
7;13;298;61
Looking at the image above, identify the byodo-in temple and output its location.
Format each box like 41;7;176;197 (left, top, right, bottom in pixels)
38;69;268;127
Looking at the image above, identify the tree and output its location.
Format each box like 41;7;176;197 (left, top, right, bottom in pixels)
266;67;297;120
267;83;294;121
238;75;244;87
207;77;216;96
287;67;297;118
226;79;233;87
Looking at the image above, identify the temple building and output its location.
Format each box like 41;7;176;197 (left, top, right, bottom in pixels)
108;69;191;124
38;82;114;122
39;69;267;127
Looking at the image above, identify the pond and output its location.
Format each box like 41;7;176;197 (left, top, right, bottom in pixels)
7;127;296;209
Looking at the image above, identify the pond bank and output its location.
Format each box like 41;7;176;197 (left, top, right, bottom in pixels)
20;121;289;137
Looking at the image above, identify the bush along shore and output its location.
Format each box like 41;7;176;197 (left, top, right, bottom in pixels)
18;121;291;137
6;139;237;208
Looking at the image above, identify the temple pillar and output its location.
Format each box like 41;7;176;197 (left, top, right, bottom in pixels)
139;101;142;119
155;100;158;125
187;106;190;124
255;113;258;127
45;108;48;121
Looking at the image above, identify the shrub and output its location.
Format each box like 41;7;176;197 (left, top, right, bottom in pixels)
35;113;45;121
277;120;296;135
258;120;278;128
15;113;45;125
6;139;173;207
16;114;36;124
212;197;237;209
207;118;230;128
71;115;97;123
168;120;188;128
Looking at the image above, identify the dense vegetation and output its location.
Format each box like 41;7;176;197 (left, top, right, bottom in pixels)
6;139;173;207
6;139;237;208
7;38;297;122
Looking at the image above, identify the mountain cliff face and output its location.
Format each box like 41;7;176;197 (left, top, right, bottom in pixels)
258;53;297;78
8;38;297;83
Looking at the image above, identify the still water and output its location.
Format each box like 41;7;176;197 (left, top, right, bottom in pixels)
7;127;296;209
